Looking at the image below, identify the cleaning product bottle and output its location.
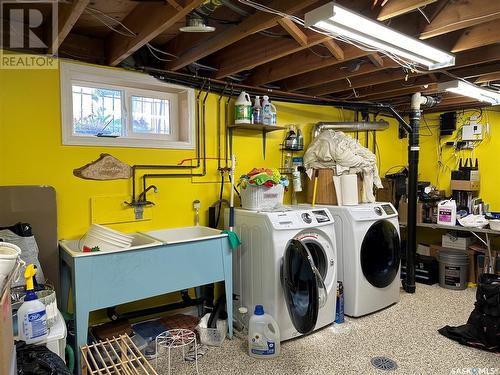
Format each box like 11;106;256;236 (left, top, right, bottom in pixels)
17;264;48;344
248;305;280;359
252;95;262;124
262;96;277;126
235;91;252;124
437;199;457;226
335;281;344;324
296;127;304;150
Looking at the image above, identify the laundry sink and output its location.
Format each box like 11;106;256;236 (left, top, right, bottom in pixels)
142;226;226;245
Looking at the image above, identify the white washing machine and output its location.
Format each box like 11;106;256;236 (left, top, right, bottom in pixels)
304;203;401;317
227;207;337;341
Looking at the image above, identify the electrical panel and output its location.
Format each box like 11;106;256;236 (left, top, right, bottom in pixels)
461;124;483;141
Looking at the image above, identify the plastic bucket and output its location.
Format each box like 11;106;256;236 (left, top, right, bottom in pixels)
438;250;469;290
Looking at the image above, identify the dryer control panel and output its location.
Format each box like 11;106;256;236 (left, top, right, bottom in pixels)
349;203;398;221
267;209;334;230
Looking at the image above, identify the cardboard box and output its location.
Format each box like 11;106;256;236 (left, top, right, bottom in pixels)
376;178;395;205
0;269;16;375
451;180;480;191
398;198;423;225
442;233;476;250
417;243;431;256
306;169;362;205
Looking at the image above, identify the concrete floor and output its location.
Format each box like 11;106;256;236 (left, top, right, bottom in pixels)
155;284;498;375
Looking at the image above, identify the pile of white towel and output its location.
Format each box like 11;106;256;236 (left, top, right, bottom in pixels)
304;130;383;203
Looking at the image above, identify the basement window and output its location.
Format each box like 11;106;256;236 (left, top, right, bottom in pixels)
60;62;195;149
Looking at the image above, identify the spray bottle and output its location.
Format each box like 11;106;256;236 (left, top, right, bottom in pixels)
252;95;262;124
17;264;48;344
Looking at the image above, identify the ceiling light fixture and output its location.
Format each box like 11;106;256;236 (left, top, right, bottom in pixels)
438;80;500;105
304;2;455;70
179;13;215;33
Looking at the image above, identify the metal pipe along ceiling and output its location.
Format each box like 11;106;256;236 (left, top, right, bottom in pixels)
312;120;390;138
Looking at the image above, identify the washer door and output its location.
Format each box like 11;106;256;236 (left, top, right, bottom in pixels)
360;220;400;288
282;239;327;335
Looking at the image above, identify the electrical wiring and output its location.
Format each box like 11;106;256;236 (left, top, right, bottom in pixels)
237;0;429;74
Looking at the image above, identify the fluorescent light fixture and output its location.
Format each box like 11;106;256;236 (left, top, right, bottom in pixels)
304;2;455;70
438;80;500;105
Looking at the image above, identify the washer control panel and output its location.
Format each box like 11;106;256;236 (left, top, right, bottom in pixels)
268;209;333;229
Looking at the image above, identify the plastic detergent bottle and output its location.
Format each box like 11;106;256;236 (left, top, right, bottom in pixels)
252;95;262;124
262;96;277;125
248;305;280;359
235;91;252;124
17;264;48;344
437;199;457;226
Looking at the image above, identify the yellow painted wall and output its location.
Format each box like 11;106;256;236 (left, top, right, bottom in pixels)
0;58;405;321
419;108;500;210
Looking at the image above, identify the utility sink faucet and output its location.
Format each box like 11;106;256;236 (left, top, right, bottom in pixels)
125;185;158;220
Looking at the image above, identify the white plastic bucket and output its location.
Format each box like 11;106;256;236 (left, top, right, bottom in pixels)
0;242;21;278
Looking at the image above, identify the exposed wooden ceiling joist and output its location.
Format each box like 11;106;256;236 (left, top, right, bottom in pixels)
277;18;309;46
211;31;330;80
247;43;371;86
323;40;345;60
475;72;500;84
282;57;398;91
367;53;384;67
49;0;90;55
167;0;319;71
452;20;499;53
106;0;203;66
305;68;408;96
419;0;500;39
377;0;437;21
59;33;105;64
348;61;500;100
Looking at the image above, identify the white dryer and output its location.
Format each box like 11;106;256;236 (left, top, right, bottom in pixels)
227;207;337;341
318;203;401;317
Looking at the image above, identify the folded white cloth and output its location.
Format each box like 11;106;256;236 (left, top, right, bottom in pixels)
304;130;383;203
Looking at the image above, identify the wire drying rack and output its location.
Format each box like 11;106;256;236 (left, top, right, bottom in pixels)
80;334;158;375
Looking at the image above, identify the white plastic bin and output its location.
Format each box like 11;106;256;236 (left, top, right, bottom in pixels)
197;319;227;346
45;310;67;362
240;184;284;210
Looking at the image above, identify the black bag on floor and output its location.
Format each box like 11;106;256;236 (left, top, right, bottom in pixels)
438;273;500;353
16;341;72;375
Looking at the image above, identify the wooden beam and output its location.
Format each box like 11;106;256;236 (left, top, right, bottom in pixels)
420;0;500;39
350;62;500;101
452;20;500;53
475;72;500;84
59;33;105;64
106;0;204;66
277;18;308;46
247;43;371;86
211;31;329;79
282;57;399;91
49;0;90;54
166;0;183;11
367;53;384;67
305;69;408;96
377;0;437;21
167;0;318;71
323;40;345;60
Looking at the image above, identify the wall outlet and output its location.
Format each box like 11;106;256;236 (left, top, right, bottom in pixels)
462;124;483;141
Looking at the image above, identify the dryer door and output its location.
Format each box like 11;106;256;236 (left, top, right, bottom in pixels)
360;220;400;288
282;239;326;334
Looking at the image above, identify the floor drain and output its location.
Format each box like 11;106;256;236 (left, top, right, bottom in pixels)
371;356;398;371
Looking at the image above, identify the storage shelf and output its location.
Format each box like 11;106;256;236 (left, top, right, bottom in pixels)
400;222;500;235
228;124;284;132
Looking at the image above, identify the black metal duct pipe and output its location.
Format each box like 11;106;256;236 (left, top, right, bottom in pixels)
404;99;420;294
403;93;439;294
